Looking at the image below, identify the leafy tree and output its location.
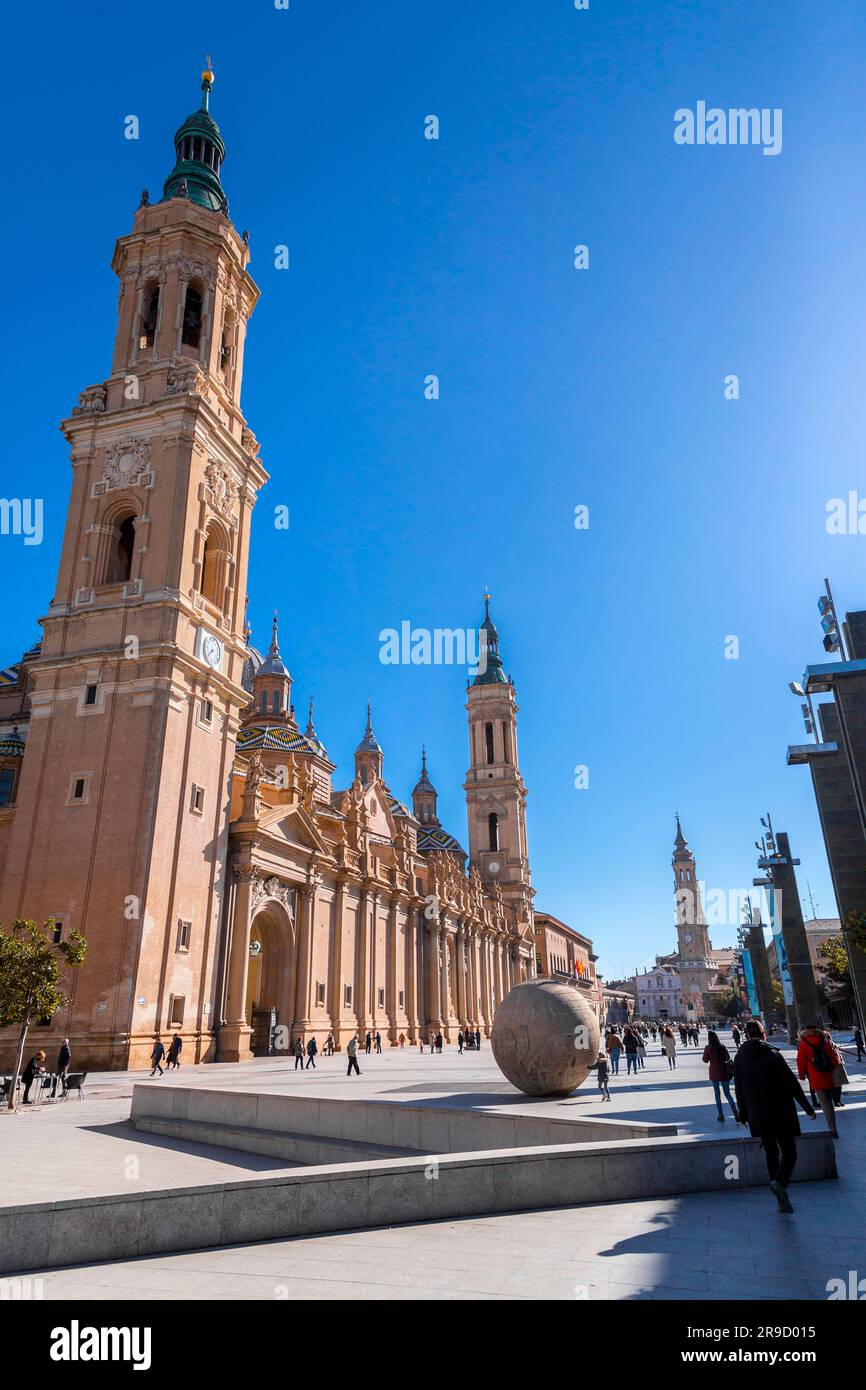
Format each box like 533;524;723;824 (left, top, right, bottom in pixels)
816;935;852;998
771;979;785;1015
0;919;86;1111
717;987;746;1018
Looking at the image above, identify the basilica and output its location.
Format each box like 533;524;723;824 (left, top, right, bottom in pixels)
0;70;536;1069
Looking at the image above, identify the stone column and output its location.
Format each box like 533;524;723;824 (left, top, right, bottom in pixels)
426;921;441;1033
406;906;418;1043
439;924;451;1038
468;926;479;1027
292;874;319;1039
356;886;369;1035
218;865;256;1062
387;895;398;1043
329;876;345;1046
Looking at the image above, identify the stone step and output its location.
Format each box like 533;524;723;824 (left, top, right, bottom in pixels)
135;1114;424;1165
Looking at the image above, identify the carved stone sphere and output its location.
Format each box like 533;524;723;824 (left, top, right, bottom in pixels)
491;978;601;1097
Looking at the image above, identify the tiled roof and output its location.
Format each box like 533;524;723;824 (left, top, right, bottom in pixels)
417;825;466;856
237;725;319;755
387;794;414;819
0;727;25;757
0;665;20;686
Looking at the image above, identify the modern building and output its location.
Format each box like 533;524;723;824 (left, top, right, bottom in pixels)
0;71;538;1071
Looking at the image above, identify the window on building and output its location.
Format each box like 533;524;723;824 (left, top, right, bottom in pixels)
168;994;186;1027
139;282;160;350
201;698;213;724
52;921;64;944
71;777;86;801
502;722;511;763
488;812;499;851
176;919;192;952
485;722;495;764
344;983;352;1008
84;685;97;707
105;513;136;586
272;690;281;714
190;784;205;814
315;981;325;1006
260;691;268;713
398;989;404;1009
0;768;16;806
181;285;203;348
378;987;385;1009
200;520;228;607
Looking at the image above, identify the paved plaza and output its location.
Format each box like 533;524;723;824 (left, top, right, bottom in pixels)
4;1030;864;1300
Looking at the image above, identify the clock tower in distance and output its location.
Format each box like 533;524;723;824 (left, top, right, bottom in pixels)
0;67;267;1067
672;816;715;1019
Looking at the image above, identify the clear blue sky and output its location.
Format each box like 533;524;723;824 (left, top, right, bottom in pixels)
3;1;865;979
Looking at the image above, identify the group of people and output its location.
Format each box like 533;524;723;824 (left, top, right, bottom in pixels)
19;1038;72;1103
148;1034;183;1076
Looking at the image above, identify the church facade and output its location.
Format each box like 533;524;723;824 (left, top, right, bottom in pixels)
0;71;536;1070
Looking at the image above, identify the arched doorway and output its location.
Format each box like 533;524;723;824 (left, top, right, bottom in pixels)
244;900;296;1055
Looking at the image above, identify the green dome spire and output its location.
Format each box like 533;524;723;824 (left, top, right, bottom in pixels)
162;60;228;214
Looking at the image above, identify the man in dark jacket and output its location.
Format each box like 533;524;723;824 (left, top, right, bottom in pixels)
733;1020;816;1213
51;1038;72;1097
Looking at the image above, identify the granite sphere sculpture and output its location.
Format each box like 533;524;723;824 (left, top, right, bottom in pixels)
491;978;601;1097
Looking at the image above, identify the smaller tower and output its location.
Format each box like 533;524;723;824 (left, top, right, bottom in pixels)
249;613;292;721
672;816;714;1020
412;748;439;826
355;703;383;786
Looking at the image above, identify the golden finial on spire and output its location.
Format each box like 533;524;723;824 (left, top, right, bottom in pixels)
202;54;214;86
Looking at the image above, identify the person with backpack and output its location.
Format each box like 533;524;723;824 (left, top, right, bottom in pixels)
702;1029;738;1122
797;1026;841;1138
735;1020;816;1213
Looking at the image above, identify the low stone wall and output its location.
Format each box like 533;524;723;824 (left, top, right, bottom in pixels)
1;1131;836;1276
129;1083;678;1155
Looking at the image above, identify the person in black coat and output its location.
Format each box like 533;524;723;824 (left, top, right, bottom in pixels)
51;1038;71;1097
21;1050;47;1104
733;1020;816;1213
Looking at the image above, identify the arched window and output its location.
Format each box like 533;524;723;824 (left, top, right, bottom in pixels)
200;520;229;607
488;812;498;851
502;721;511;763
139;282;160;350
271;690;281;714
182;284;203;348
260;691;268;714
485;722;495;765
105;513;136;585
221;306;235;375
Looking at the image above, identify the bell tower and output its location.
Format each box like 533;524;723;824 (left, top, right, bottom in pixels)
672;816;715;1019
463;596;533;929
0;66;267;1068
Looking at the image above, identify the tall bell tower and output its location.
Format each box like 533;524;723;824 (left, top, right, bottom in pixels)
0;66;267;1068
672;816;715;1019
463;596;533;933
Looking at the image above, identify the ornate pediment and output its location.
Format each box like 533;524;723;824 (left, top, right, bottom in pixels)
98;436;153;492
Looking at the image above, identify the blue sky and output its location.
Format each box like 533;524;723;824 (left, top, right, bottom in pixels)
3;1;866;979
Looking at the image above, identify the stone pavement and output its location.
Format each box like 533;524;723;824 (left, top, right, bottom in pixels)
4;1029;865;1300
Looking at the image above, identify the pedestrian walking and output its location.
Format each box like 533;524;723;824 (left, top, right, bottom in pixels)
475;1029;481;1050
732;1023;741;1050
51;1038;71;1098
436;1031;443;1053
590;1049;611;1101
149;1037;165;1077
458;1032;464;1054
637;1034;647;1069
853;1025;864;1062
166;1033;182;1070
305;1036;318;1069
797;1026;841;1138
324;1033;335;1056
346;1033;361;1077
624;1028;639;1075
734;1020;816;1213
398;1033;405;1048
375;1031;382;1054
293;1036;304;1070
662;1026;677;1069
703;1029;738;1122
607;1031;623;1074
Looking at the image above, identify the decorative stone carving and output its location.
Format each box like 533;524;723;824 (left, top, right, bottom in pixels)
491;978;600;1098
72;384;107;417
241;426;261;458
166;362;209;398
251;872;296;919
101;437;152;491
204;460;238;520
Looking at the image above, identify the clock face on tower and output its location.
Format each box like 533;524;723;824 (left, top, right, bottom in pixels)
684;933;692;944
196;627;224;671
488;860;500;875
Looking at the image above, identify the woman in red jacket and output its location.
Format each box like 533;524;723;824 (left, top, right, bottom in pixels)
703;1029;739;1122
796;1026;840;1138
